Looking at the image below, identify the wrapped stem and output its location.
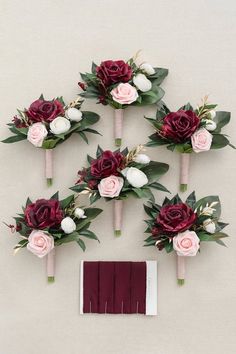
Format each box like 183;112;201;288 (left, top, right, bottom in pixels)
180;153;190;192
47;248;55;283
177;255;185;285
113;199;123;236
114;109;124;147
45;149;53;186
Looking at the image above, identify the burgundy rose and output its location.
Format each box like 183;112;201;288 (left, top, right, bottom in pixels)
91;150;125;179
96;60;132;87
26;99;64;123
156;203;197;234
161;110;200;143
25;199;64;229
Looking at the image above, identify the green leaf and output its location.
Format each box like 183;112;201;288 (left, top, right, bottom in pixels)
70;184;88;193
2;135;26;143
141;161;169;184
87;155;94;163
165;242;173;253
132;187;154;200
149;68;168;85
179;103;193;111
25;197;32;206
148;182;170;193
60;195;74;209
214;111;230;133
77;131;88;144
50;192;59;200
77;238;86;252
42;138;60;149
96;145;103;157
194;195;221;218
82;128;101;136
211;134;229;149
80;111;100;127
144;204;157;218
79;230;99;242
91;62;97;74
90;192;101;204
84;207;103;220
186;191;196;208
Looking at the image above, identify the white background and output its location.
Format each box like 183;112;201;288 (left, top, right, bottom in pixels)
0;1;236;353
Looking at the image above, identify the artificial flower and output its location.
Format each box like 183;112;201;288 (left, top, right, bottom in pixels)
25;199;63;229
61;217;76;234
96;60;132;86
203;219;216;234
126;167;148;188
65;107;83;122
140;62;155;75
133;153;150;164
173;230;200;256
91;150;124;178
27;230;54;258
49;116;71;135
26;99;64;123
133;73;152;92
111;83;138;105
191;128;213;153
98;175;124;198
27;122;48;147
74;208;87;219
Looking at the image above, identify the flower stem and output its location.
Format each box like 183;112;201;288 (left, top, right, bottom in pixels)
177;279;185;286
114;230;121;237
47;178;53;187
180;183;187;192
48;276;55;283
115;138;122;147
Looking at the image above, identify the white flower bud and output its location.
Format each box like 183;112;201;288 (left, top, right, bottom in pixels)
133;154;150;164
65;108;83;122
204;119;217;131
140;63;155;75
133;73;152;92
209;110;216;119
74;208;87;219
126;167;148;188
61;217;76;234
203;219;216;234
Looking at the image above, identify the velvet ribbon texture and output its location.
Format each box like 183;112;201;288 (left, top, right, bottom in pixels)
80;261;157;315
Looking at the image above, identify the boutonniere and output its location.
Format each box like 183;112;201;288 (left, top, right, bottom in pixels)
144;192;229;285
71;145;169;236
78;52;168;146
2;95;100;186
5;193;102;282
146;97;235;191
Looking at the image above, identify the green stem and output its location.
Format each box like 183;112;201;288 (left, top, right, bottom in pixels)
177;279;185;286
115;138;122;147
114;230;121;237
180;184;187;192
47;178;53;187
48;276;55;283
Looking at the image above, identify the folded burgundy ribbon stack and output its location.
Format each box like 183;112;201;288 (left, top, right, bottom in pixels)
80;261;157;315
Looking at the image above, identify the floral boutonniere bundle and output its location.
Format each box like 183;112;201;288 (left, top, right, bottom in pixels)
71;145;169;236
144;192;229;285
146;97;235;191
6;193;102;282
2;95;100;186
78;53;168;146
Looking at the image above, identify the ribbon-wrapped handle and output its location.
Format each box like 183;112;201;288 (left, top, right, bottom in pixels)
45;149;53;186
180;153;190;192
177;255;185;285
113;199;123;236
114;109;124;147
47;248;56;283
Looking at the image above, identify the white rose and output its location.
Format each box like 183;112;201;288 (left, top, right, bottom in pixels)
121;167;129;177
133;153;150;164
126;167;148;188
74;208;87;219
133;73;152;92
209;110;216;119
65;108;83;122
27;122;48;147
204;119;217;131
203;219;216;234
61;217;76;234
50;116;71;135
140;63;155;75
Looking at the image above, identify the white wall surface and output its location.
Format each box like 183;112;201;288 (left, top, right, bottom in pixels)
0;1;236;353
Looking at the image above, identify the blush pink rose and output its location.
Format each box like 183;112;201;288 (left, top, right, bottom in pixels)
111;83;138;105
98;175;124;198
27;122;48;147
173;230;200;256
191;128;213;153
27;230;54;258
